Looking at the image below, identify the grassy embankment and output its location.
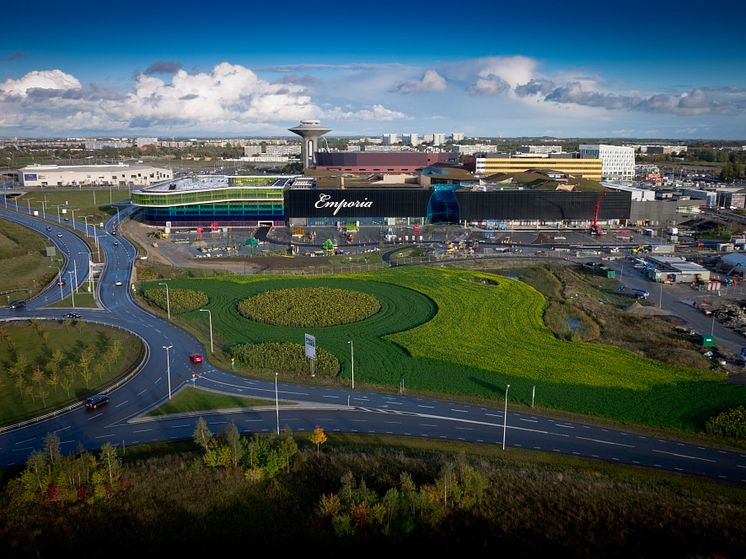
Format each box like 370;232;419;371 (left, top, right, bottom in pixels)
0;319;143;425
0;219;60;302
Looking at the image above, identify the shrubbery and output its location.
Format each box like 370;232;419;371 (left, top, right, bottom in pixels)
706;406;746;439
232;342;340;376
143;287;208;314
237;287;380;327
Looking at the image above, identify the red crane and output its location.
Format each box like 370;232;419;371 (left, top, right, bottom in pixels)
591;191;606;236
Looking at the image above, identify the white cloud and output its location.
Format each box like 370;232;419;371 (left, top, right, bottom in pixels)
0;64;408;133
392;69;447;94
0;69;81;96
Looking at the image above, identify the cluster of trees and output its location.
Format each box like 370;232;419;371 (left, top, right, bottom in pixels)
232;342;340;376
706;406;746;439
6;433;122;505
143;287;209;314
238;287;380;327
193;418;301;480
316;456;487;538
0;322;122;409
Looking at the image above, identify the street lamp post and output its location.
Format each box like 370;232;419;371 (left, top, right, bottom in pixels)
56;205;61;223
158;282;171;320
70;209;76;230
73;258;79;293
348;340;355;389
275;372;280;435
68;271;75;308
199;309;213;353
83;215;89;237
502;384;510;450
163;345;173;400
79;252;92;294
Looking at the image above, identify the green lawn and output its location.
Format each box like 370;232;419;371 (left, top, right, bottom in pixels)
0;219;59;299
147;387;293;416
0;319;144;425
48;291;98;308
19;189;130;225
140;267;746;431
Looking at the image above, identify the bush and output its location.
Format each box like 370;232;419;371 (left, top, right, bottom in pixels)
238;287;380;327
706;406;746;439
143;287;209;314
232;342;340;376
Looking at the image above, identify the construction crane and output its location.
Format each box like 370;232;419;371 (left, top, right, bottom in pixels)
591;191;606;236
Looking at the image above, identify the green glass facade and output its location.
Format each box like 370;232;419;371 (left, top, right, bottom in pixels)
132;187;284;207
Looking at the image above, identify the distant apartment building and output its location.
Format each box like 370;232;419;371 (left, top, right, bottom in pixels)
135;137;159;148
451;132;464;142
84;141;130;150
403;133;420;147
382;133;399;145
431;133;446;146
472;153;603;181
517;145;563;155
158;140;193;148
244;145;263;156
452;144;496;156
579;144;635;181
362;145;413;152
19;163;173;187
629;144;688;154
313;151;456;173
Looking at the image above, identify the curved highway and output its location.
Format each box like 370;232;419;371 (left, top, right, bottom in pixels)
0;202;745;485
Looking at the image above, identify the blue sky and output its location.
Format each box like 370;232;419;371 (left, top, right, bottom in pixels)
1;0;745;139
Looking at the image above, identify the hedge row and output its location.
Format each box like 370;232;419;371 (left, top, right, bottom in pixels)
706;406;746;439
232;342;340;376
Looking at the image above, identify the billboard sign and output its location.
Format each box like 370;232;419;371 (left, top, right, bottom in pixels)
23;174;38;182
304;333;316;360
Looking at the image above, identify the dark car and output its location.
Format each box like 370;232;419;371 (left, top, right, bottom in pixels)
56;278;66;286
63;312;81;320
85;394;109;410
8;300;25;310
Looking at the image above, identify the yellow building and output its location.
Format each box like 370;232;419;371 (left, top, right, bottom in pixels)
475;156;603;181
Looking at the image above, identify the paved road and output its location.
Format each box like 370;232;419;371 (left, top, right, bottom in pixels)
0;203;745;486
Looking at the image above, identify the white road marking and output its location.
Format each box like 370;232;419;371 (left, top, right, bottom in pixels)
13;437;35;445
170;424;190;429
554;424;574;429
652;449;716;463
115;400;129;408
484;413;502;418
455;427;473;431
322;395;339;399
450;409;468;413
137;388;147;396
95;434;115;439
87;412;104;421
520;418;538;423
419;423;438;427
576;436;634;448
418;405;434;409
134;429;152;433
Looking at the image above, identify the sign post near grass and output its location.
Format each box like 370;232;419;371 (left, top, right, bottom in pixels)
305;333;316;377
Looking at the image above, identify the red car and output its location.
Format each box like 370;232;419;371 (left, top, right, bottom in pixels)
190;353;203;364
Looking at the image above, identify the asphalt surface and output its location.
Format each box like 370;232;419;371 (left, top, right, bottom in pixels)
0;202;745;486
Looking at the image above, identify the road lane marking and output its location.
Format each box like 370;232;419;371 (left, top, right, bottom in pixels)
384;421;402;425
53;426;71;433
419;424;437;427
170;424;190;429
576;436;634;448
115;400;129;408
13;437;35;445
484;413;502;418
137;388;147;396
455;427;473;431
87;412;104;420
418;405;434;409
323;395;339;399
520;418;538;423
134;429;152;433
450;409;468;413
95;434;115;439
155;377;162;384
554;424;574;429
652;449;716;463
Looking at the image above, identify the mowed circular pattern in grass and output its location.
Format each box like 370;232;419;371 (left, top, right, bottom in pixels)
237;287;380;327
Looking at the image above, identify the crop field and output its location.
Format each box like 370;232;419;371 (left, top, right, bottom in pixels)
142;267;746;430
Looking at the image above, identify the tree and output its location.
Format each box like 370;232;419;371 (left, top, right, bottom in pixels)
79;345;96;388
225;423;242;468
99;443;121;486
193;417;213;452
43;432;61;466
46;349;65;394
310;426;327;456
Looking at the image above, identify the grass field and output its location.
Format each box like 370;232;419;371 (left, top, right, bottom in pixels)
19;189;130;225
140;267;746;431
0;319;144;425
146;387;291;416
48;291;97;308
0;219;59;300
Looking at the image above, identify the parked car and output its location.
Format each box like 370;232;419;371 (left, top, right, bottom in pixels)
190;353;203;364
8;300;25;310
85;394;109;410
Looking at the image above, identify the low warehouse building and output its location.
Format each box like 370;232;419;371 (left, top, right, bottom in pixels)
645;255;710;283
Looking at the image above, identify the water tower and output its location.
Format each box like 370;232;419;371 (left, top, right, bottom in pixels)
288;120;331;170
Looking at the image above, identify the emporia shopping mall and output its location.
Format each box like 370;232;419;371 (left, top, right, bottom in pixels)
131;174;632;229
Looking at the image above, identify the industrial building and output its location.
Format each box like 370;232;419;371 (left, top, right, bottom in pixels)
470;154;603;181
644;255;710;283
313;151;456;173
18;163;173;187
